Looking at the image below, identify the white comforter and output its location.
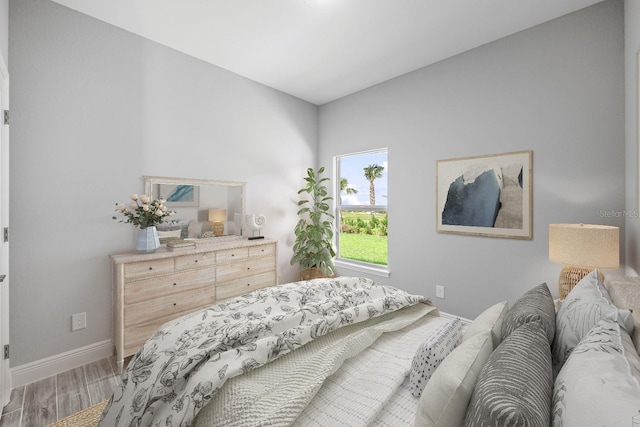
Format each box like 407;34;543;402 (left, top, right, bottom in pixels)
100;277;433;427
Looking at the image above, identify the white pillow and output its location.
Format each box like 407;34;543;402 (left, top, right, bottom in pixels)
414;332;493;427
461;301;508;350
409;318;463;397
552;269;633;372
552;317;640;427
606;276;640;356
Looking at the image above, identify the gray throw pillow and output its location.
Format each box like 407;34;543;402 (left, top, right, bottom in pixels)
502;283;555;345
463;321;553;427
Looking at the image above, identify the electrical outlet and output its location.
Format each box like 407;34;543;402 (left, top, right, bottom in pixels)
71;312;86;331
436;285;445;299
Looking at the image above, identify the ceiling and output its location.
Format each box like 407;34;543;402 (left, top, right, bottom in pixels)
50;0;604;105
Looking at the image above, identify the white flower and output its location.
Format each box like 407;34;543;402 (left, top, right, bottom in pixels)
131;194;138;201
159;199;166;204
140;195;150;204
168;211;175;216
130;203;138;210
116;204;126;212
142;204;150;211
155;210;163;216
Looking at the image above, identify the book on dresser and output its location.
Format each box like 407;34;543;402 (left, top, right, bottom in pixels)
166;239;197;251
110;238;278;372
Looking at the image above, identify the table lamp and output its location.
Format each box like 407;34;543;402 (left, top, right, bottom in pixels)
549;223;619;299
208;209;227;237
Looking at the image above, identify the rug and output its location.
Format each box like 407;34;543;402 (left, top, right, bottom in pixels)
49;400;107;427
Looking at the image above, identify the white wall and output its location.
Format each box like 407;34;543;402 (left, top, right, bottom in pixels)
9;0;317;366
319;1;625;319
625;0;640;275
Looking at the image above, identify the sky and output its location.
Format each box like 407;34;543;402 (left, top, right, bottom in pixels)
339;151;388;206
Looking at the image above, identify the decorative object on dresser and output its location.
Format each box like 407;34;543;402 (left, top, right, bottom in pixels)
112;194;176;253
291;166;336;280
111;238;278;372
548;223;619;299
208;208;227;236
245;213;266;240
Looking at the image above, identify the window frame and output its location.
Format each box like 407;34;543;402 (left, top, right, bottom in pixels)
333;148;390;277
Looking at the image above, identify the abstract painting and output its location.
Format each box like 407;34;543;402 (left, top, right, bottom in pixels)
436;150;532;239
158;184;200;207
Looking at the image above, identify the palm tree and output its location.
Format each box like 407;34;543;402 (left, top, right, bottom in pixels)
339;177;358;203
363;164;384;206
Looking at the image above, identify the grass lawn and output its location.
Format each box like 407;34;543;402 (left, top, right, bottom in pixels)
339;233;388;265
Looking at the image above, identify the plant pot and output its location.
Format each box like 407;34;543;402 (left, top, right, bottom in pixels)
136;226;160;253
300;267;334;281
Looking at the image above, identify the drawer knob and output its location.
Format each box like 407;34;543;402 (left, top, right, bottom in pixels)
194;260;198;263
247;283;250;287
148;267;153;271
173;283;177;286
247;267;250;270
173;303;177;306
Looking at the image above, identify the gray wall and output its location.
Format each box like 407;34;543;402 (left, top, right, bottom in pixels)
9;0;317;366
0;0;7;64
319;1;625;319
625;0;640;275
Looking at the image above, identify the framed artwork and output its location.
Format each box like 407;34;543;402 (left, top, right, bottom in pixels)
436;150;532;239
158;184;200;207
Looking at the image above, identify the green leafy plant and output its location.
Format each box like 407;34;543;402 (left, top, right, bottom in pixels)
291;167;336;276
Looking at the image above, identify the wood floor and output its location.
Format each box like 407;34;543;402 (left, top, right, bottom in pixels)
0;356;120;427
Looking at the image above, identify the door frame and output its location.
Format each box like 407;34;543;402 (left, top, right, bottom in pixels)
0;54;10;410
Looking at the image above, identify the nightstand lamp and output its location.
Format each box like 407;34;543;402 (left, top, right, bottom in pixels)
208;209;227;237
549;223;619;299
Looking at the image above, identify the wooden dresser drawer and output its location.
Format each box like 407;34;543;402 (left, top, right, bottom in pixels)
216;271;277;301
123;299;215;353
216;255;275;282
124;269;214;305
249;244;275;258
124;258;174;280
216;247;249;263
124;286;215;327
175;251;216;271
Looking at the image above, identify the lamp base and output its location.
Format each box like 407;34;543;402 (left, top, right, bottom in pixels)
212;221;224;237
558;265;604;299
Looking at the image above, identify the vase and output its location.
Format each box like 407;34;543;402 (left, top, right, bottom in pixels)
136;226;160;253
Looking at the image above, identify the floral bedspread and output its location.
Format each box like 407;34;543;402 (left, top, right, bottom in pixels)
99;277;429;427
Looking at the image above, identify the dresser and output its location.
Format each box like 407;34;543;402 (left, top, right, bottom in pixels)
111;238;277;372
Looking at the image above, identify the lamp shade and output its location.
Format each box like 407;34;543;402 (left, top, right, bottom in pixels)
208;209;227;223
549;224;619;269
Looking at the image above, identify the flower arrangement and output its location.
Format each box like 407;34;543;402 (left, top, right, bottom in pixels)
113;194;176;228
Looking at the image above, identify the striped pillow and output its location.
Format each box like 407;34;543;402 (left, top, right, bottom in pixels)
502;283;555;345
463;321;553;427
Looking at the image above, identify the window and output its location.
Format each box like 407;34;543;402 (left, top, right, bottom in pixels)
335;149;388;275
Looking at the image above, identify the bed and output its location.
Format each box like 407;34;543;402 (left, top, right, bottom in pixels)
99;273;640;426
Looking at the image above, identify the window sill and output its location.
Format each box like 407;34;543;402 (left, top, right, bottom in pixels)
334;259;390;278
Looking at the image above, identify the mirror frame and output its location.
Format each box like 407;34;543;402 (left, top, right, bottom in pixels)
143;176;247;237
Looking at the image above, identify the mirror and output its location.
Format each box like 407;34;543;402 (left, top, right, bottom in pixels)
143;176;246;238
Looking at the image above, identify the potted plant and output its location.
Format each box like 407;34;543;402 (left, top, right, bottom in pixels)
291;166;336;280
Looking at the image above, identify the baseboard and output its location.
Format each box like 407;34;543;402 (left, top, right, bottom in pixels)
440;311;473;325
11;339;113;387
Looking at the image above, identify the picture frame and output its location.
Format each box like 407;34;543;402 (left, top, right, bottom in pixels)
158;184;200;207
436;150;532;239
